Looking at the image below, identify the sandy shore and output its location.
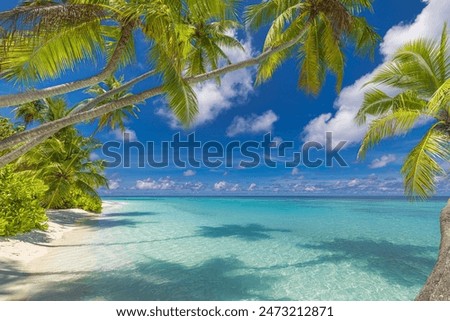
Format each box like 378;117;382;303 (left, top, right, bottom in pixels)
0;201;123;264
0;201;122;300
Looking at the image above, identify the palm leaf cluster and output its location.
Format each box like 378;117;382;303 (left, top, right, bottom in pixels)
357;26;450;198
0;0;378;168
245;0;379;94
14;97;108;209
0;0;245;125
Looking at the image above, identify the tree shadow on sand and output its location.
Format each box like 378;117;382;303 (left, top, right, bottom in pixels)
296;238;438;287
197;224;291;241
22;257;281;301
0;260;29;298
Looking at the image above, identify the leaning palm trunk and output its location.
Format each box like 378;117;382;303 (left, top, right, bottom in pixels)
417;199;450;300
0;28;310;167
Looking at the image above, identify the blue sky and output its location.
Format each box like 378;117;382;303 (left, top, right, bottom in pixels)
1;0;449;196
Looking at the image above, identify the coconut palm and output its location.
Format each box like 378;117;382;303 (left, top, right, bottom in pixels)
82;76;140;132
0;0;378;166
356;25;450;300
15;97;108;210
245;0;379;94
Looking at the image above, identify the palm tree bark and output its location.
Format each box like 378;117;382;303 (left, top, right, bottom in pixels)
0;131;55;166
416;199;450;300
0;23;134;108
70;69;156;114
0;27;308;164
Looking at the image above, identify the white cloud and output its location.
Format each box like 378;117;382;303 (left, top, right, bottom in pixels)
186;182;204;191
111;127;137;142
214;181;227;191
302;0;450;146
291;167;300;176
369;154;397;169
226;110;279;137
248;183;257;191
136;177;175;190
108;179;121;190
230;184;240;192
183;169;196;177
304;186;324;192
157;31;255;128
381;0;450;58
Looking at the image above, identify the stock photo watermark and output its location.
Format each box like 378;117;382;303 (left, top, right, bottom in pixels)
101;132;349;169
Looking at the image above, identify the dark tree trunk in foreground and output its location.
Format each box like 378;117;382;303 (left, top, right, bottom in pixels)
417;199;450;300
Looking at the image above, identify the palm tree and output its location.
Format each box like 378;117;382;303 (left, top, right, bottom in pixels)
245;0;379;94
0;0;378;166
15;97;108;211
356;25;450;300
82;76;140;132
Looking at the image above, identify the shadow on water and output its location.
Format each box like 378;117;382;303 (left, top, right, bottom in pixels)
198;224;291;241
22;257;280;301
83;218;148;229
295;238;438;287
103;211;159;218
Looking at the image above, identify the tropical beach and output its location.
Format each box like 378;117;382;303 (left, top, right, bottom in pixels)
1;197;448;301
0;0;449;308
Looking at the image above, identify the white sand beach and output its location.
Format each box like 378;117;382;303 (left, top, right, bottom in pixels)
0;201;123;300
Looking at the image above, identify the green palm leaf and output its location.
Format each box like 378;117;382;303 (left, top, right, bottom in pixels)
402;124;450;198
358;109;422;159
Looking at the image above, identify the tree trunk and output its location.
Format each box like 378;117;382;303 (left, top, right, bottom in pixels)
0;23;134;109
416;199;450;300
0;27;309;157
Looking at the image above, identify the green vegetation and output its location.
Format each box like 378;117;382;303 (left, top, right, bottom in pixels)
357;25;450;199
0;97;108;236
0;118;47;236
0;165;48;237
0;0;378;165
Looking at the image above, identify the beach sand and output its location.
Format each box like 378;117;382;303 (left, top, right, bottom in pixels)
0;201;121;300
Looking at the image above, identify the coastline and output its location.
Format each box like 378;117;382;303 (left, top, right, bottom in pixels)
0;201;121;300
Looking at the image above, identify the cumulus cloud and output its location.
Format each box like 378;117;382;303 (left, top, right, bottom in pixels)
108;179;121;190
111;128;138;142
291;167;300;176
248;183;257;191
214;181;227;191
302;0;450;146
183;169;196;177
226;110;279;137
381;0;450;58
230;184;240;192
157;31;255;128
136;177;175;190
369;154;397;169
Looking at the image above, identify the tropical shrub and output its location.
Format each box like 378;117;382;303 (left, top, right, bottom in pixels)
60;189;103;214
0;166;48;237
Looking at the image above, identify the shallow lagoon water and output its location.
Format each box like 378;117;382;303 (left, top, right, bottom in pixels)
22;197;446;300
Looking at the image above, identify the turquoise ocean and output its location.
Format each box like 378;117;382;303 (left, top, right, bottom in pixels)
26;197;447;300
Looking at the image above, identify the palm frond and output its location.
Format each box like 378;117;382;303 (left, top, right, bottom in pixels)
298;20;323;95
401;124;450;198
358;109;422;159
0;18;105;82
356;89;427;125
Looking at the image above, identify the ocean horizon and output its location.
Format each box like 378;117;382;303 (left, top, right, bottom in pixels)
16;196;447;301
